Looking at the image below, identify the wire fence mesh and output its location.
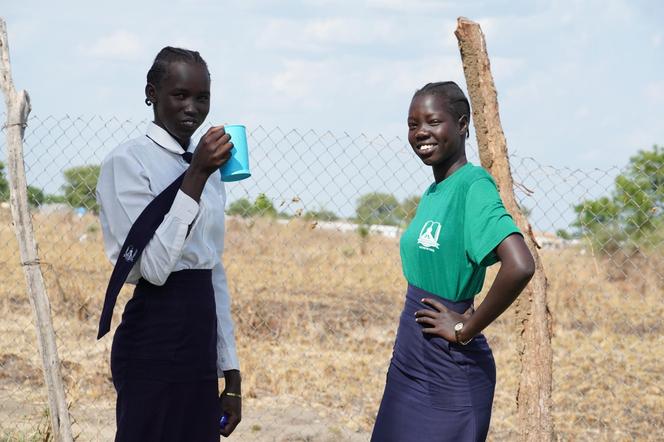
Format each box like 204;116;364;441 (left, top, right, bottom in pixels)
0;115;662;441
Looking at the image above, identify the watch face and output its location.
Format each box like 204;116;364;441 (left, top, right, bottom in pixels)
454;322;463;331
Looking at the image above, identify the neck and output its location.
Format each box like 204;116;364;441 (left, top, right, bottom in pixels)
433;154;468;183
153;119;189;150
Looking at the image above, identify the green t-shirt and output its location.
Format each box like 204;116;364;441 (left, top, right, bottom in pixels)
400;162;521;301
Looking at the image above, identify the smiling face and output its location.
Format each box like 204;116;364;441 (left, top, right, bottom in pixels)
407;92;468;180
146;61;211;148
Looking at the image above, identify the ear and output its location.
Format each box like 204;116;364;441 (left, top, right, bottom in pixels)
458;115;469;138
145;83;157;104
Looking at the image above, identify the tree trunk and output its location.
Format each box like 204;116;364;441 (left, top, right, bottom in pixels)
454;17;553;441
0;18;74;442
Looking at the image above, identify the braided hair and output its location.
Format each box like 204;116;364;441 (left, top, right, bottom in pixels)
146;46;210;88
414;81;470;137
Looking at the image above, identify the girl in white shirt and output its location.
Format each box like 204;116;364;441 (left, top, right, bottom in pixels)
96;47;241;441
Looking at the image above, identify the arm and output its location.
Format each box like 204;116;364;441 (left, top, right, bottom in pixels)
212;261;242;436
415;233;535;342
97;127;234;286
456;233;534;342
97;153;198;286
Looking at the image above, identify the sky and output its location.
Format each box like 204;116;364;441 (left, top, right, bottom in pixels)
2;0;663;228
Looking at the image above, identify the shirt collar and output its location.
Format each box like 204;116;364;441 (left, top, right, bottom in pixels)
145;122;194;155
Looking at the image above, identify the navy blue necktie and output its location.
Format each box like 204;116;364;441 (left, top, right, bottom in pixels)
97;151;193;339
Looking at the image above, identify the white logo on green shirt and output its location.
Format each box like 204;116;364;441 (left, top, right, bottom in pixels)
417;221;441;251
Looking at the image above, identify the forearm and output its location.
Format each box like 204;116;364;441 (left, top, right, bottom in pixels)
223;369;242;393
459;260;534;342
180;167;210;203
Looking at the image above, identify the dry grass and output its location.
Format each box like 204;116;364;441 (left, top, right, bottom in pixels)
0;210;662;441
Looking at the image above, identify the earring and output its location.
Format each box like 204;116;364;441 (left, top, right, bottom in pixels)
145;98;152;106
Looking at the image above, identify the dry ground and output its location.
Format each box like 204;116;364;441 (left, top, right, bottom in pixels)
0;211;662;441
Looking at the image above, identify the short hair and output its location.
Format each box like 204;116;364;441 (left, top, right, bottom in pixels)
414;81;471;127
146;46;209;88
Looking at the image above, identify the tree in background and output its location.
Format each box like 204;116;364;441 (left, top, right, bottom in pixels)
227;198;253;218
0;161;53;207
355;192;400;226
303;208;339;222
63;165;101;214
573;145;663;253
398;195;421;223
253;193;277;218
27;185;45;207
0;161;8;201
226;193;277;218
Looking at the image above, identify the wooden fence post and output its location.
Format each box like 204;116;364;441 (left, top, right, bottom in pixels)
454;17;553;441
0;17;74;442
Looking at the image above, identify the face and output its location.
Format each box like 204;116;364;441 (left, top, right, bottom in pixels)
146;61;210;147
407;93;467;167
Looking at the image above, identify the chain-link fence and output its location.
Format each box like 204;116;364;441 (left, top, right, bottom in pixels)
1;115;662;441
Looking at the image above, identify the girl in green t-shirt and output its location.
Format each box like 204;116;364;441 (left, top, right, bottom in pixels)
371;82;535;442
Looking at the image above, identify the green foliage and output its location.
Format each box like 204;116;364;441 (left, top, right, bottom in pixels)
355;192;400;226
303;208;339;221
253;193;277;217
555;229;573;240
0;161;50;207
44;194;67;204
398;195;421;223
0;162;8;202
27;185;45;207
573;145;663;253
227;194;277;218
63;165;101;214
227;198;253;217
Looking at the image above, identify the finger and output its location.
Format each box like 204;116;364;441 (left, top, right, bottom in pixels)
414;309;438;319
203;127;226;145
205;125;225;139
212;133;231;148
220;412;240;437
421;297;447;312
463;306;474;317
221;150;232;160
415;316;437;327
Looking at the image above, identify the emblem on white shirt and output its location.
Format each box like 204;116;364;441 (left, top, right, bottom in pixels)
417;221;441;251
123;246;138;263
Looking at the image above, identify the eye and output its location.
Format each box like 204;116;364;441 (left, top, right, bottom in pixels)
197;95;210;103
429;119;441;125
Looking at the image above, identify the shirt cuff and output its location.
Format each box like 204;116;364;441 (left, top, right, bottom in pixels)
170;190;199;224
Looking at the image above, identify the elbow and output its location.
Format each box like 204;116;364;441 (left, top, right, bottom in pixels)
515;255;536;284
139;259;170;286
143;272;169;287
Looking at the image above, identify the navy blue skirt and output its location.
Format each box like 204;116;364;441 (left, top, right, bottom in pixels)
371;285;496;442
111;269;219;442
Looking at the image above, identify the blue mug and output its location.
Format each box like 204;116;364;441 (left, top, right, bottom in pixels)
219;125;251;182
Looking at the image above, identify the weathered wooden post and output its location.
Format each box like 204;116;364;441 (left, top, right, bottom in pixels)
0;17;74;442
454;17;553;441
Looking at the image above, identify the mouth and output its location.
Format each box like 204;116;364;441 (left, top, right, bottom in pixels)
416;143;438;155
179;119;199;130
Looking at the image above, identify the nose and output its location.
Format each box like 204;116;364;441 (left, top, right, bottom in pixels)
183;99;197;115
415;127;430;141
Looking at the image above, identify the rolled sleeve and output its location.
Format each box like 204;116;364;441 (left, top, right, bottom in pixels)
212;260;240;374
169;190;199;223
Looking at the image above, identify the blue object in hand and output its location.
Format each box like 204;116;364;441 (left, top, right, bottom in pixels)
220;414;229;429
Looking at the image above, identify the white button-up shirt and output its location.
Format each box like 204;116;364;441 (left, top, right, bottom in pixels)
96;122;239;373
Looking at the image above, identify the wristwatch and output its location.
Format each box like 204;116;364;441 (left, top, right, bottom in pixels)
454;322;472;345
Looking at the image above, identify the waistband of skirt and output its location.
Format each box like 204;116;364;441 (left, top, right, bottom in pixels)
138;269;212;287
406;284;474;314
